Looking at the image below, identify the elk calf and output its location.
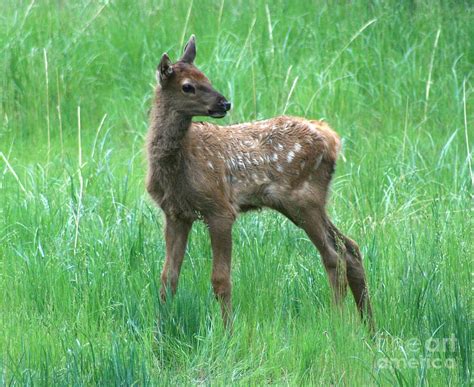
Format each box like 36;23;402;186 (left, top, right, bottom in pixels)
146;35;374;332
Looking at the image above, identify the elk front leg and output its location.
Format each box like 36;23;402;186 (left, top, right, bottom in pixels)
207;216;234;331
160;216;193;302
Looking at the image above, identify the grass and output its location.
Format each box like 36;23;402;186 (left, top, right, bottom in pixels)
0;0;472;385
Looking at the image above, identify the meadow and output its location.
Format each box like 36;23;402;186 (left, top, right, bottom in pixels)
0;0;472;385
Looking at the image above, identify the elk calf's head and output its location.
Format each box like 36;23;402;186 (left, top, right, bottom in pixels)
157;35;231;118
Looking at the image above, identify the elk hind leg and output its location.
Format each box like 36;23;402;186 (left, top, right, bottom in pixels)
328;221;375;332
291;207;348;305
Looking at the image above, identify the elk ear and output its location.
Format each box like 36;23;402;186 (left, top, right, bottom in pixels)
157;53;174;83
180;34;196;64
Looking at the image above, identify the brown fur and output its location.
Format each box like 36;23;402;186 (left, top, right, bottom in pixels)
146;36;374;332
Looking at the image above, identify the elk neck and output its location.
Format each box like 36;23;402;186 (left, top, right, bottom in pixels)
148;88;193;160
146;88;197;219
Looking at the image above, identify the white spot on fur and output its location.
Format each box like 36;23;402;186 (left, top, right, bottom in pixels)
226;158;238;171
237;156;246;170
265;184;279;198
294;143;302;152
300;181;311;191
276;143;284;151
207;161;214;170
314;154;323;169
271;153;278;162
287;151;295;163
276;165;284;172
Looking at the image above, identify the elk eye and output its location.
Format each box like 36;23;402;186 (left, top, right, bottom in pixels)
182;84;195;93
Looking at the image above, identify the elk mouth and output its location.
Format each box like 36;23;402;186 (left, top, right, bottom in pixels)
208;110;227;118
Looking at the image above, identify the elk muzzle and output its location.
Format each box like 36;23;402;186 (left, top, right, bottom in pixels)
209;97;231;118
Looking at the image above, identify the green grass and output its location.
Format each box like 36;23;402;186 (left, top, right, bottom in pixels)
1;0;472;385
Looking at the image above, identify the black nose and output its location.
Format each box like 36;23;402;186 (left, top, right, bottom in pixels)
221;101;231;111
